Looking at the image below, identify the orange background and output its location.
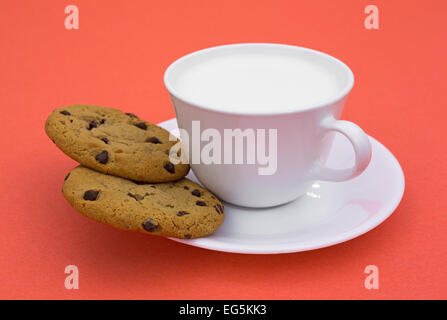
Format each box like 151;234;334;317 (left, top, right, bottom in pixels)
0;0;446;299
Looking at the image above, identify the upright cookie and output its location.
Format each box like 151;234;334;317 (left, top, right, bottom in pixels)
62;166;225;239
45;105;189;182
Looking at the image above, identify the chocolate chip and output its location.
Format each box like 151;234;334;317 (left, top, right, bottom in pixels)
191;189;201;197
196;201;206;206
60;110;71;116
64;173;70;181
183;186;189;190
125;112;138;118
214;204;224;214
164;162;175;174
83;190;99;201
132;180;148;185
134;122;147;130
95;150;108;164
177;211;190;217
184;234;191;239
88;121;98;130
100;137;109;144
142;219;158;232
146;137;161;144
100;119;106;124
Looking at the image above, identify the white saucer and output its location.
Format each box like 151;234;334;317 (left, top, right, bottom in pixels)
159;119;405;254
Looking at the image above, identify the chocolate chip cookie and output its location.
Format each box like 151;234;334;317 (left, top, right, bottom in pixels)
62;166;225;239
45;105;189;182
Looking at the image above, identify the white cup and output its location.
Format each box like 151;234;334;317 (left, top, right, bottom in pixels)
164;43;371;208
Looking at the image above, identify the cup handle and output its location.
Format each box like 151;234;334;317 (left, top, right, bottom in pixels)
312;115;372;182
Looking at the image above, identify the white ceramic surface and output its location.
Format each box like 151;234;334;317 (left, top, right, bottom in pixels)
164;44;372;207
159;119;405;254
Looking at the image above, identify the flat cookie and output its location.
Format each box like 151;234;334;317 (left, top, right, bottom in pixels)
45;105;189;182
62;166;225;239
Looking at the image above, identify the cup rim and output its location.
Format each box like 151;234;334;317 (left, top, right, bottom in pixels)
164;43;354;116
